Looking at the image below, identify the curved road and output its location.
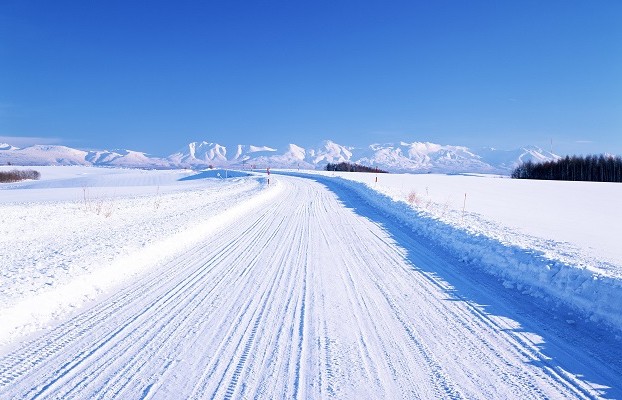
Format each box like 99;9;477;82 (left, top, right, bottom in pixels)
1;175;621;399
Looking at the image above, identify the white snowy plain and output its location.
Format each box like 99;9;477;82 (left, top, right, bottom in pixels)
1;165;621;398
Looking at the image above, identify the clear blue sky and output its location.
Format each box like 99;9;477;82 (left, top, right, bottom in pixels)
1;0;621;156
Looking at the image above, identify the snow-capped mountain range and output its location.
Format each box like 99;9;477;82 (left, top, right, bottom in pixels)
0;140;559;174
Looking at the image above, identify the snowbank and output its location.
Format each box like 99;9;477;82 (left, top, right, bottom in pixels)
286;171;622;332
0;166;280;347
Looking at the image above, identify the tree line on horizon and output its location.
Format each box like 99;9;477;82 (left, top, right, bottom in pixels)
0;169;41;183
325;162;388;173
512;154;622;183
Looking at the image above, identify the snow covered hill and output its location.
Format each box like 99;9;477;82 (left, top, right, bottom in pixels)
0;140;559;173
168;142;228;166
478;145;560;171
1;145;91;166
352;142;496;173
168;141;279;168
85;149;172;168
0;143;19;151
0;145;172;168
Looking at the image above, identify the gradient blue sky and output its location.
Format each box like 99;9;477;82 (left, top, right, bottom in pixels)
1;0;621;156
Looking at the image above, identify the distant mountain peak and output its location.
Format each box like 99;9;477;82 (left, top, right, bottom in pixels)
0;139;561;173
248;145;277;153
0;143;19;151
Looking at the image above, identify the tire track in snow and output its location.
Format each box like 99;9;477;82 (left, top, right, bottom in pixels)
28;210;280;399
357;213;597;399
314;174;611;399
189;213;294;398
0;180;286;398
0;181;276;384
26;214;276;397
305;183;457;398
223;185;312;400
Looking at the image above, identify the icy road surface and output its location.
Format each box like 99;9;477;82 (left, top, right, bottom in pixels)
1;174;621;398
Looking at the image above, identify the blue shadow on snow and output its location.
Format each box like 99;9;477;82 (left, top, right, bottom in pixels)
178;169;251;181
277;171;622;398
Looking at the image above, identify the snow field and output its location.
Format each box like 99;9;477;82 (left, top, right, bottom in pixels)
287;170;622;333
0;166;280;348
3;174;618;398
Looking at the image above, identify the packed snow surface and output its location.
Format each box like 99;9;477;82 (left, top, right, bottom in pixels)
291;170;622;330
1;166;621;398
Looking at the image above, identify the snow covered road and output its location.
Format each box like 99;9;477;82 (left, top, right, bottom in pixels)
1;174;621;398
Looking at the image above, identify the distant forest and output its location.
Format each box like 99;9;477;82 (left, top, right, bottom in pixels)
325;162;388;173
512;155;622;183
0;169;41;183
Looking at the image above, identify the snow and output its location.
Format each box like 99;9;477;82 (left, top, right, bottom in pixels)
478;146;560;170
286;143;307;160
0;143;19;151
350;141;496;173
241;144;314;169
248;145;277;153
0;166;276;346
231;145;277;161
167;141;228;166
309;140;353;164
291;170;622;330
1;166;621;398
3;145;90;166
85;149;168;168
315;171;622;269
1;139;559;173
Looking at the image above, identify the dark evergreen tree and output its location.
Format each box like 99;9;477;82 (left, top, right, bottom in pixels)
511;155;622;182
325;162;388;173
